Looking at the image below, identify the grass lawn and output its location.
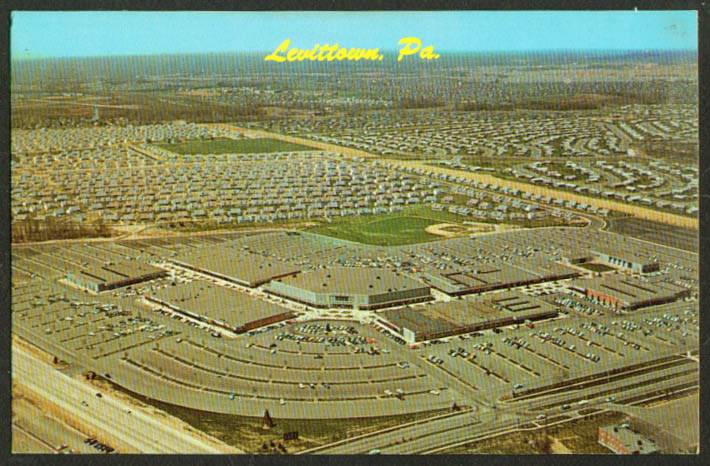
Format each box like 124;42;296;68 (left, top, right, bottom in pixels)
578;262;617;273
113;383;451;453
156;138;313;155
439;410;627;454
305;206;468;246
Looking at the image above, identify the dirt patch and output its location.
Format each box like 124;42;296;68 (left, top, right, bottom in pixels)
12;336;66;367
440;410;626;454
113;385;451;454
112;223;150;235
440;225;469;233
425;223;463;237
550;436;572;454
425;222;498;238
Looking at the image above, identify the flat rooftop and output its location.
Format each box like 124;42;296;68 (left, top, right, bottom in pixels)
579;275;689;304
600;425;660;454
445;265;532;288
420;259;574;295
33;242;164;285
172;242;302;286
149;281;291;328
272;267;428;296
630;393;699;452
382;291;555;335
61;255;163;284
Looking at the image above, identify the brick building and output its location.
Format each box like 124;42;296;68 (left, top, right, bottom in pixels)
598;424;660;454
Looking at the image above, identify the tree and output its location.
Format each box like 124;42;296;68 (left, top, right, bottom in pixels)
534;434;553;454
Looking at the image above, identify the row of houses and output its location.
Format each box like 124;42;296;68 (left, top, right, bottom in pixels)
504;157;697;215
277;104;695;163
12;122;218;154
381;159;612;217
12;150;458;224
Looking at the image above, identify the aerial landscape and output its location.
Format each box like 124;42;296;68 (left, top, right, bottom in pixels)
9;11;699;455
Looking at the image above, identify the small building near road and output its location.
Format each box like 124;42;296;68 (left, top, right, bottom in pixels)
598;424;660;454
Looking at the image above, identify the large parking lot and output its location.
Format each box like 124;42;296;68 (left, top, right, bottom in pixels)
11;226;698;419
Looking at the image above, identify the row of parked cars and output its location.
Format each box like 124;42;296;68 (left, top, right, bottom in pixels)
296;323;359;335
448;347;471;358
554;295;605;317
275;331;368;347
84;437;115;453
371;324;406;345
54;444;79;454
427;354;444;365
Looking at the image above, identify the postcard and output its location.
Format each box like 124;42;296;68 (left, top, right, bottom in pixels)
9;10;699;455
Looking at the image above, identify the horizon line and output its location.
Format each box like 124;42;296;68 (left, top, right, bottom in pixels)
11;47;699;61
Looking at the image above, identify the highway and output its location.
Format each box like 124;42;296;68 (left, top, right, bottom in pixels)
13;343;242;454
304;353;696;454
13;394;102;454
521;366;698;411
386;159;698;229
301;409;481;454
304;404;540;454
12;425;55;454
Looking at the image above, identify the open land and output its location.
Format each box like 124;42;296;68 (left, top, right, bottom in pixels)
156;137;313;155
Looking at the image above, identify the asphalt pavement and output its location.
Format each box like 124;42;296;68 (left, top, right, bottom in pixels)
13;343;241;454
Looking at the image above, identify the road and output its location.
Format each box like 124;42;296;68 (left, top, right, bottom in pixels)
12;425;55;454
12;343;242;454
301;409;481;454
304;353;696;454
384;159;697;229
203;122;697;229
518;366;698;412
13;394;102;454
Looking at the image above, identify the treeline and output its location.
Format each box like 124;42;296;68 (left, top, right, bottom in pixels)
635;140;698;163
12;217;115;243
396;96;447;109
11;92;268;130
455;94;620;112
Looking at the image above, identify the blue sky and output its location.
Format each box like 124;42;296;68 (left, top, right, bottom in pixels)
11;11;697;58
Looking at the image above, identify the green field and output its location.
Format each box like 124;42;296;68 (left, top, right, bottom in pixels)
439;411;627;454
306;206;467;246
108;378;451;453
156;138;313;155
578;262;617;273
